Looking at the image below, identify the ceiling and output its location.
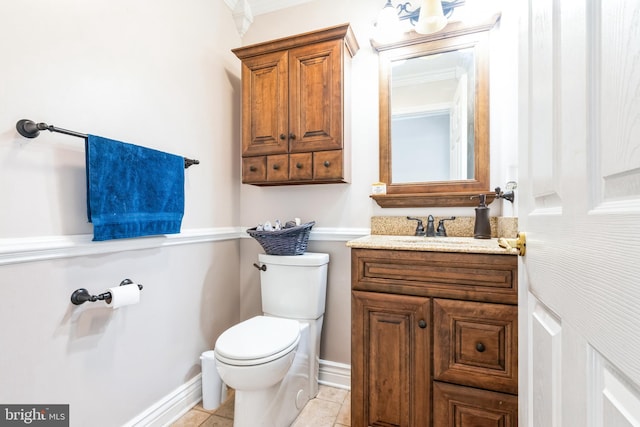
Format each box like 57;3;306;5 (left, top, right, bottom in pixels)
245;0;313;16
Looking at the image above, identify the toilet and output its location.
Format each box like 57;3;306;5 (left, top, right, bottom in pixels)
214;252;329;427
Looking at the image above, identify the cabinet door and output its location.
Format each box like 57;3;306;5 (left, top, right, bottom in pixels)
433;381;517;427
241;50;289;157
352;291;430;427
433;299;518;394
289;40;343;153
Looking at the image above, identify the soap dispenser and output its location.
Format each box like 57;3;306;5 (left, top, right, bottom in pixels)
473;194;491;239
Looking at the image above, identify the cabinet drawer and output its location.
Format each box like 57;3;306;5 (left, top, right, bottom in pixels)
289;153;312;180
351;249;517;304
433;381;517;427
433;299;517;394
242;157;266;183
313;150;343;180
266;154;289;181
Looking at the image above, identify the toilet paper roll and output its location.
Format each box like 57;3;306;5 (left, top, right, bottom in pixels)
105;283;140;309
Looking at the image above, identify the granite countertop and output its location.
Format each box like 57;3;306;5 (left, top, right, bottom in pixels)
346;235;518;255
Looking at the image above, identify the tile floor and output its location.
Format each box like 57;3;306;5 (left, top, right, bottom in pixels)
170;385;350;427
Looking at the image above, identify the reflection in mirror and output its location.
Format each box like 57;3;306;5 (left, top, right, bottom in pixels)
391;47;475;183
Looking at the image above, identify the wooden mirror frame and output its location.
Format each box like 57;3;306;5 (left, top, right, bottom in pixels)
371;15;500;208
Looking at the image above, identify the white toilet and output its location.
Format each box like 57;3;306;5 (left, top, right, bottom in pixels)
214;252;329;427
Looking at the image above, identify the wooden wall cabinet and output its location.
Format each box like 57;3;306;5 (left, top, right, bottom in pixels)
351;248;518;427
233;24;359;185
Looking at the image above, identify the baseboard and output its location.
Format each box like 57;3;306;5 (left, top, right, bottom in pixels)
319;359;351;390
124;374;203;427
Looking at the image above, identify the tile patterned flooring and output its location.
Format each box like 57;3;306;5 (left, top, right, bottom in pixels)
171;385;350;427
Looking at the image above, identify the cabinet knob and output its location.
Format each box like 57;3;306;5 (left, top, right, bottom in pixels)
323;161;331;167
418;319;427;329
279;134;286;140
476;342;486;352
289;133;296;140
249;166;257;172
296;163;303;169
273;164;280;170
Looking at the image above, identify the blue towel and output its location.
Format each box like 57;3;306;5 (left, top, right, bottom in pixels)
85;135;185;241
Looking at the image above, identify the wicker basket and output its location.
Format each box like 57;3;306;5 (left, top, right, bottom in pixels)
246;221;315;255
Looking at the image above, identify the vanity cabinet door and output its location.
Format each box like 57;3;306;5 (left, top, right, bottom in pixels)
433;381;518;427
433;298;518;394
352;291;431;427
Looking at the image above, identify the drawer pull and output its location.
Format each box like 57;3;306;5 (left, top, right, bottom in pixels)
249;166;257;172
418;319;427;329
273;164;280;170
280;134;286;140
476;342;486;352
324;161;331;167
296;163;303;169
289;133;296;140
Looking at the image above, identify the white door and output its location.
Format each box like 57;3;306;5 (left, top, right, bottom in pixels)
518;0;640;426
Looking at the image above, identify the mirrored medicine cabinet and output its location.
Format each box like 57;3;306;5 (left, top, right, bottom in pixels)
371;14;500;207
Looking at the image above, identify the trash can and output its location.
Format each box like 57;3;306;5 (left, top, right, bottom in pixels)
200;351;223;410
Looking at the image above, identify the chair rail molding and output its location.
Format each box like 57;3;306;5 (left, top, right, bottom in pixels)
0;227;241;266
0;227;369;266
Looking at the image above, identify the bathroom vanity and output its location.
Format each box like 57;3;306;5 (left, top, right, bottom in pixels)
348;236;518;426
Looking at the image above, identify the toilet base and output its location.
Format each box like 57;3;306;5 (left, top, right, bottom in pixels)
231;324;312;427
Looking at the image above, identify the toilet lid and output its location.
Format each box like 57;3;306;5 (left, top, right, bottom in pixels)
215;316;300;365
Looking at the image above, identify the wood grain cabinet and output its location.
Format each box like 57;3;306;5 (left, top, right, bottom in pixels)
232;24;359;185
351;248;518;427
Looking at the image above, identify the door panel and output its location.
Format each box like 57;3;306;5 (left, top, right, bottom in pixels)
519;0;640;426
529;297;562;427
241;50;289;156
289;40;343;152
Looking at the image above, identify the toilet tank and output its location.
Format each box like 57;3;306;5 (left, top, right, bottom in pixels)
258;252;329;320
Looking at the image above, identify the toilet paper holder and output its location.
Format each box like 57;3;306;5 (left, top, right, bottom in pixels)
70;279;143;305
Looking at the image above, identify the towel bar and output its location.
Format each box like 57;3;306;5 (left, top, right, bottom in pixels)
16;119;200;168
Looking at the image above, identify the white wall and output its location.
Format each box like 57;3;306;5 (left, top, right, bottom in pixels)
0;1;242;426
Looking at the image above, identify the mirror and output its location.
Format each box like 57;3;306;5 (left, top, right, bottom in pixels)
372;16;499;207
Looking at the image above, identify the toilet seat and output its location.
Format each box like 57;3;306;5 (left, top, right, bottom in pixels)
214;316;300;366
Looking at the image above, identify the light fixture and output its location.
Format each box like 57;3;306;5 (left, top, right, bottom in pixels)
415;0;448;34
375;0;402;43
375;0;464;42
